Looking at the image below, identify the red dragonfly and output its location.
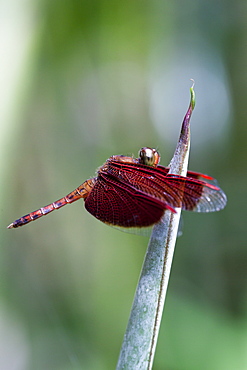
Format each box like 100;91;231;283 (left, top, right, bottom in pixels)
7;147;227;229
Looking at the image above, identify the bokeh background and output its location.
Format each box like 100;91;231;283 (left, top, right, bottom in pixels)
1;1;247;369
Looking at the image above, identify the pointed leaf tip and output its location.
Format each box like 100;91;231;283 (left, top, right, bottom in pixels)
190;79;196;110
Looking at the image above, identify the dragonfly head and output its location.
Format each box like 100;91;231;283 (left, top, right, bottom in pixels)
138;147;160;167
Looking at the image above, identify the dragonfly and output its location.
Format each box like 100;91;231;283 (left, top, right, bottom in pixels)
7;147;227;230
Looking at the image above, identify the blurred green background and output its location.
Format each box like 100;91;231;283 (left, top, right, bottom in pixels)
1;0;247;369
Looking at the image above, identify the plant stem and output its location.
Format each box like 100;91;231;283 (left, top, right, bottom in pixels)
116;84;195;370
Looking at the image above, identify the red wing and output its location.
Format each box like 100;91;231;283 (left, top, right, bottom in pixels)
162;175;227;212
104;160;227;213
84;175;172;228
156;165;215;181
185;169;214;181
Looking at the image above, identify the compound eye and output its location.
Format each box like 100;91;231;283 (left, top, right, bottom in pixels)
138;147;160;167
